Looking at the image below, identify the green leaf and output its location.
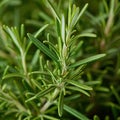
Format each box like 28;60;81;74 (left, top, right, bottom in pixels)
67;80;92;91
111;85;120;105
93;115;100;120
43;40;59;57
70;5;79;29
0;101;6;109
2;73;25;80
67;86;90;97
58;90;64;117
56;17;61;37
70;3;88;28
85;81;101;86
3;65;9;76
39;11;53;22
36;86;55;97
43;115;59;120
70;54;106;68
34;24;49;38
61;14;65;43
75;33;96;38
26;86;55;102
30;78;42;90
95;86;109;92
20;24;25;40
30;50;40;71
0;0;9;8
75;3;88;25
3;26;22;52
64;94;80;102
28;71;50;76
27;33;59;63
64;104;89;120
47;0;61;23
68;0;72;26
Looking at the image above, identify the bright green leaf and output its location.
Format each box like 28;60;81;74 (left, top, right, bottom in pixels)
2;73;25;80
58;90;64;117
26;86;55;102
67;86;90;97
47;0;61;23
36;86;55;98
43;115;59;120
70;3;88;28
34;24;49;38
61;14;65;43
76;3;88;25
67;80;93;91
3;26;22;52
70;54;106;68
75;33;96;38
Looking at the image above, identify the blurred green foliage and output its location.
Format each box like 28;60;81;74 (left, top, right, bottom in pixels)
0;0;120;120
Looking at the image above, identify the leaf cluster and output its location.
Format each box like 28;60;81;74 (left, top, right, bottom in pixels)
0;0;120;120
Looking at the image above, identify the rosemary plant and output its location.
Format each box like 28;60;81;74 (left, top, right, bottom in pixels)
1;0;120;120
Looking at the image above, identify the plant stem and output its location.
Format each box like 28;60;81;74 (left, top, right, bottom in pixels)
21;51;30;85
104;0;114;36
40;88;60;113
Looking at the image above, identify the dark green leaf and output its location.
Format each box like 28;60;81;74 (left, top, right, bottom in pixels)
43;40;59;57
27;33;59;63
64;94;80;102
111;85;120;105
56;19;61;37
64;104;89;120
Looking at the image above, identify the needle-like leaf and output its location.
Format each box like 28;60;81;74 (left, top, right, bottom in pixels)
64;104;89;120
27;33;59;64
70;54;106;68
67;80;93;91
58;90;64;117
47;0;61;23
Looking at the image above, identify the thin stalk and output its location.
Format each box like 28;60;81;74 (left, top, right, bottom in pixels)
61;43;68;75
21;50;31;86
104;0;115;36
40;88;60;113
21;51;27;75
